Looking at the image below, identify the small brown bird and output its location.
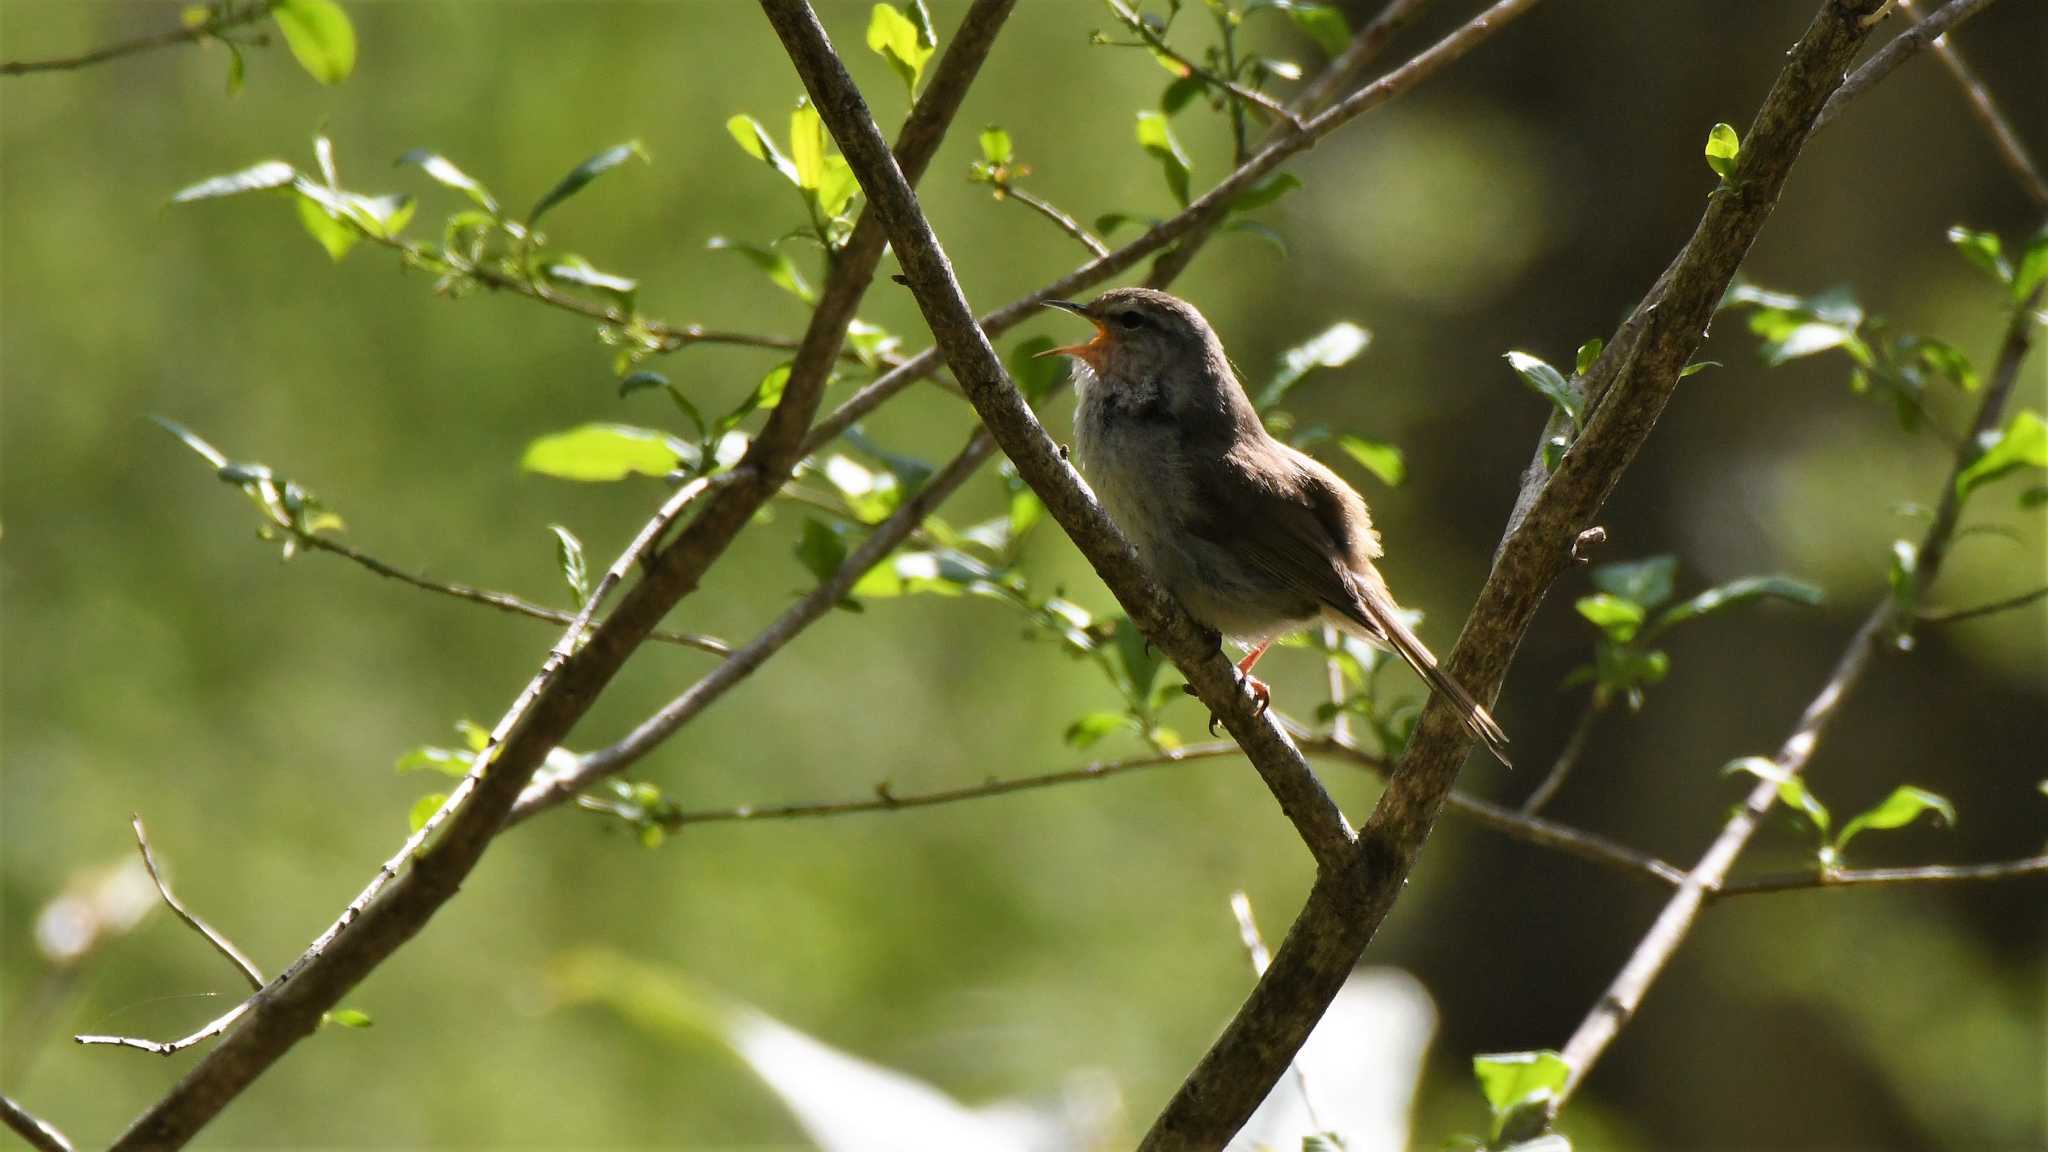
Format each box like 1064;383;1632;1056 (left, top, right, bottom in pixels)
1043;287;1511;766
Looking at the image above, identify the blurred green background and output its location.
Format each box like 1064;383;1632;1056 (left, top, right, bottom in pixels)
3;1;2044;1148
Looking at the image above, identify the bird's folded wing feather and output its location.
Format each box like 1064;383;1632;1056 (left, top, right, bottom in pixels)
1186;453;1385;637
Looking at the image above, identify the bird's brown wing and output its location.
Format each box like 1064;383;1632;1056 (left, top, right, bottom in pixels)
1188;446;1513;766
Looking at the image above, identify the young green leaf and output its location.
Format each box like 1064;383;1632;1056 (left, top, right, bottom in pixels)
1574;337;1604;377
151;416;231;469
1135;111;1192;207
705;236;816;303
549;525;590;607
272;0;356;85
727;114;802;185
1835;785;1955;854
1591;554;1677;611
1231;172;1302;213
171;160;298;203
394;149;499;215
1337;435;1405;486
1064;711;1135;749
1956;410;2047;498
1724;756;1829;834
789;101;828;191
541;256;638;309
527;141;646;226
394;744;474;778
408;793;448;833
1575;593;1646;643
978;125;1013;167
1649;574;1823;635
1504;351;1582;425
1270;1;1352;55
294;192;359;261
1257;322;1370;411
1704;122;1741;183
1472;1050;1572;1134
2013;227;2048;301
1947;225;2012;284
795;518;848;583
866;2;937;96
321;1008;374;1029
521;424;686;482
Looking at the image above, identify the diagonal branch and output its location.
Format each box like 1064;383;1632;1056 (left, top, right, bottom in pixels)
106;6;1017;1147
1815;0;2000;130
1894;0;2048;206
1139;2;1894;1145
1;1;274;77
129;817;264;993
0;1094;73;1152
1525;270;2047;1136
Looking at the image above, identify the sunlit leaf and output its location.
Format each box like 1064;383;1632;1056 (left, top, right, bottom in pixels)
171;160;297;203
408;792;447;833
1135;111;1191;207
1835;786;1955;854
394;149;499;215
1473;1050;1572;1136
1724;756;1829;834
1258;322;1369;411
521;424;685;482
1591;555;1677;611
1574;593;1646;643
321;1008;374;1029
550;524;590;607
1505;351;1581;424
727;114;802;185
1064;711;1135;749
2014;227;2048;301
1947;225;2011;284
1956;410;2048;498
978;125;1013;166
866;1;936;97
272;0;355;85
1337;435;1404;486
1704;122;1740;183
294;191;358;261
706;236;816;303
1649;574;1822;635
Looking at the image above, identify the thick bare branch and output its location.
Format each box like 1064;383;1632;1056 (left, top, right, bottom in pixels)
1;1093;74;1152
108;7;1016;1144
1142;3;1892;1145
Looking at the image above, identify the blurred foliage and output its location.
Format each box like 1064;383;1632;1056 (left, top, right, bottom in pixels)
2;1;2044;1149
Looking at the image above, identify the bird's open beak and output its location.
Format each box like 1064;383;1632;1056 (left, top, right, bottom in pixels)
1037;299;1107;366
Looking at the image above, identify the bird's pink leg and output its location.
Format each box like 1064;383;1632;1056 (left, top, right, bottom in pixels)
1235;640;1273;717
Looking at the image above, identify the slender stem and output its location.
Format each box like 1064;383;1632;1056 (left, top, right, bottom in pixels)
131;818;265;992
998;186;1110;257
1519;696;1604;814
1531;274;2047;1135
1712;855;2048;898
0;1095;74;1152
1917;583;2048;624
1895;0;2048;207
1;1;274;77
1103;0;1305;133
1814;0;2001;130
291;530;731;655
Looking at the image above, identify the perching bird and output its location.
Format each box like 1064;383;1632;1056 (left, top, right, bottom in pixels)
1042;287;1511;766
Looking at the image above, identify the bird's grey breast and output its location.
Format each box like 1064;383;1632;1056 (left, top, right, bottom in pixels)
1071;369;1195;572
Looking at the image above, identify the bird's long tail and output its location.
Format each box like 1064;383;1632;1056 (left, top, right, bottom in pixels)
1330;592;1512;768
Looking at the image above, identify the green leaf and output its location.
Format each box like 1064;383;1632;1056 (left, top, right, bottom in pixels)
1575;593;1646;643
1505;351;1582;425
1724;756;1829;834
795;518;847;583
2020;484;2048;509
706;236;816;303
1947;225;2012;284
1473;1050;1572;1128
1704;122;1740;183
866;2;937;96
1007;336;1066;402
171;160;297;203
1835;785;1955;854
151;416;230;468
224;41;245;96
542;255;638;308
1678;359;1719;379
527;141;646;226
1161;74;1207;116
272;0;355;85
718;363;792;434
1574;338;1604;377
1591;554;1677;611
979;125;1013;166
1650;575;1822;634
1337;435;1404;486
1760;321;1857;366
1258;321;1370;411
1957;410;2048;498
321;1007;374;1029
408;793;447;833
789;101;827;191
1064;711;1134;749
1887;538;1920;619
1135;111;1192;207
1275;1;1351;55
550;525;590;607
1231;172;1301;214
394;149;498;215
294;191;358;261
726;114;802;185
521;424;685;482
2013;227;2048;301
394;744;473;778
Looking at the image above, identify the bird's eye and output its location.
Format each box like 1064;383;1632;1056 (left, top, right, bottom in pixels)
1115;310;1146;330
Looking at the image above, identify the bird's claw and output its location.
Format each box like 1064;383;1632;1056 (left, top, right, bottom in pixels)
1186;674;1272;735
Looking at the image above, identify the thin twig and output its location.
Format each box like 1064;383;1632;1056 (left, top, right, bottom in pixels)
1519;696;1604;814
0;1094;74;1152
1229;893;1322;1130
1;1;273;77
1814;0;2000;129
998;186;1111;257
1528;274;2048;1137
1102;0;1306;132
1895;0;2048;206
292;530;731;655
1712;855;2048;899
1917;583;2048;624
131;817;265;992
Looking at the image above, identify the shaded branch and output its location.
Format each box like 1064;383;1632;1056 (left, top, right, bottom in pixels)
1894;0;2048;207
1518;695;1604;814
1;2;272;77
131;817;264;992
1815;0;1999;130
1713;854;2048;898
1102;0;1305;131
1917;583;2048;624
996;186;1110;257
1143;3;1893;1146
1529;274;2048;1136
1;1094;74;1152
